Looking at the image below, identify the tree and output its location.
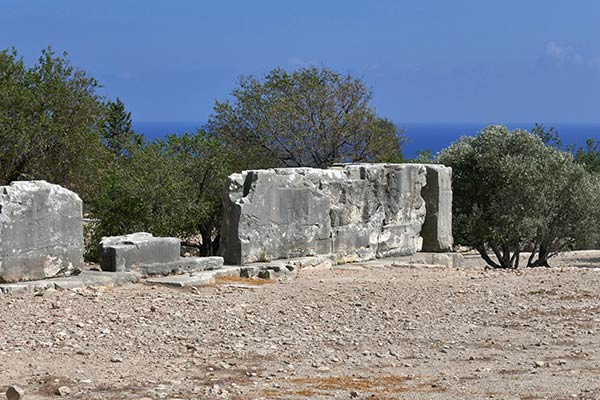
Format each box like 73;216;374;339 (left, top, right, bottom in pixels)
574;138;600;174
0;47;106;197
87;131;235;258
437;125;600;269
102;97;142;158
207;66;405;169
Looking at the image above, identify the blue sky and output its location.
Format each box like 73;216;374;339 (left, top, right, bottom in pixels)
2;0;600;124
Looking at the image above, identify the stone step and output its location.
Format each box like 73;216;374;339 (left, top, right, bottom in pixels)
144;267;241;287
136;256;224;276
0;270;139;294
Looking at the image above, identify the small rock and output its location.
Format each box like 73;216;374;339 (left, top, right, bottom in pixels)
258;270;274;280
350;390;359;398
150;305;157;312
110;356;123;363
534;360;545;368
6;385;25;400
56;386;71;396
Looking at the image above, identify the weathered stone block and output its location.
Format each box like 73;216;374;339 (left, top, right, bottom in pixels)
421;165;453;252
98;232;180;272
220;163;438;265
99;232;225;276
220;168;335;264
0;181;83;283
136;256;224;276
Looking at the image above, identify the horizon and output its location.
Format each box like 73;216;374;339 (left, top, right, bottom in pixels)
2;1;600;126
132;120;600;158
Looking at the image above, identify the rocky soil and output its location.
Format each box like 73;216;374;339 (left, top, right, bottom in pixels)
2;251;600;399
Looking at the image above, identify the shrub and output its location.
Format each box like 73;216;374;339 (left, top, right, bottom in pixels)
438;125;600;268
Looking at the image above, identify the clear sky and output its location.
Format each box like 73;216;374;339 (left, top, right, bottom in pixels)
2;0;600;124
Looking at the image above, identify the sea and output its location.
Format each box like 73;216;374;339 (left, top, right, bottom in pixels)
133;121;600;159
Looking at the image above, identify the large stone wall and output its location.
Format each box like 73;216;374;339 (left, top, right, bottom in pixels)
220;164;453;265
0;181;84;283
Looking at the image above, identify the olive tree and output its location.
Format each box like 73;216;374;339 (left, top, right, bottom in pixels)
0;47;106;197
207;66;404;169
438;125;600;269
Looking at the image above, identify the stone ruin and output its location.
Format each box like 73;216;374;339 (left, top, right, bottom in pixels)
0;163;456;287
0;181;83;283
98;232;223;276
219;163;453;265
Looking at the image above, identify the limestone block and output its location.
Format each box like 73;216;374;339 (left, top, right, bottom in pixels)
98;232;180;272
136;256;224;276
220;169;334;265
220;163;433;265
0;181;83;283
420;165;453;252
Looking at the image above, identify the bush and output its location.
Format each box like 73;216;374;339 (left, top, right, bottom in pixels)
86;131;234;259
438;125;600;268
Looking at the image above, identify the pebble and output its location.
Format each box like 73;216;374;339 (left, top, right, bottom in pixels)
56;386;71;396
6;385;25;400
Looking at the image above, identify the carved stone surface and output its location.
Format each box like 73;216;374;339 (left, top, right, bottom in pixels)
0;181;84;283
220;163;452;265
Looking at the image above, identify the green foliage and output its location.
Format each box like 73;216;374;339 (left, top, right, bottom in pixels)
0;47;106;197
531;123;562;149
87;131;235;259
410;149;434;163
102;98;142;158
574;138;600;174
208;66;404;169
438;125;600;268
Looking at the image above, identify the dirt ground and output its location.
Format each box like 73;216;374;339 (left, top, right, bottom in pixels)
2;251;600;400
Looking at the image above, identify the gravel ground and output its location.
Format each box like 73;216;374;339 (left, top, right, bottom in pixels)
2;251;600;399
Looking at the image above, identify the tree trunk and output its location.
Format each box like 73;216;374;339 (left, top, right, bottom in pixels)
476;245;501;269
199;226;212;257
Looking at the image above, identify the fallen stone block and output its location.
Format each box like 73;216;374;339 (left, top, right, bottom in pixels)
145;274;215;287
99;232;180;272
99;232;224;276
146;267;240;287
200;267;241;279
0;279;55;294
80;270;140;286
136;256;224;276
0;181;84;283
0;270;139;294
